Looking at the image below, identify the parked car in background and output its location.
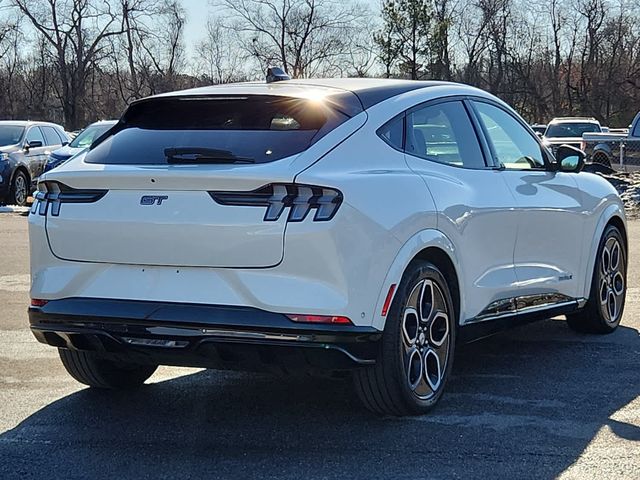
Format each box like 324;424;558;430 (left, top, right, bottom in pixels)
0;121;69;206
29;78;627;416
44;120;117;173
530;123;547;136
542;117;602;156
581;111;640;171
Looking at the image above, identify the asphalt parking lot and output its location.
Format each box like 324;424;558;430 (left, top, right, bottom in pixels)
0;212;638;479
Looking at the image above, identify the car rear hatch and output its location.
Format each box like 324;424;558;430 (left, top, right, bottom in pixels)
39;91;362;268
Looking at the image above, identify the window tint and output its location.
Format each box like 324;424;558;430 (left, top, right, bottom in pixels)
42;126;62;146
377;115;404;149
0;126;24;147
474;102;546;170
86;96;353;165
544;122;600;138
404;101;485;168
25;127;45;146
54;128;69;144
70;124;114;148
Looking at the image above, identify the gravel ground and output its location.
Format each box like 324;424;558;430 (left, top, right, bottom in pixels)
596;170;640;219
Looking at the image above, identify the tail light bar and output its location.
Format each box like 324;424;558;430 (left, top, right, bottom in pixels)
209;183;343;222
32;181;108;216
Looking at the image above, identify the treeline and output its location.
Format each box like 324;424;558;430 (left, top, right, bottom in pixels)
0;0;638;130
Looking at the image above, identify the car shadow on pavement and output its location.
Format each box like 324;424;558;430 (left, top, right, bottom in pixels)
1;318;639;479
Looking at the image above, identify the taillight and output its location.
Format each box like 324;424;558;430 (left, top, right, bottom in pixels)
580;141;586;151
30;298;48;307
287;314;352;325
209;183;343;222
32;181;108;216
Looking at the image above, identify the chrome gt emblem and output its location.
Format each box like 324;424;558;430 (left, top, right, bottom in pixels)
140;195;168;206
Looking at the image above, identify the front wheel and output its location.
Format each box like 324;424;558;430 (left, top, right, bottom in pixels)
567;224;626;334
9;170;29;206
59;349;157;389
354;260;456;416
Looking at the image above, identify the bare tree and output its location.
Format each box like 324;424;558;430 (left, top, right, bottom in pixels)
12;0;126;129
217;0;368;78
195;16;249;84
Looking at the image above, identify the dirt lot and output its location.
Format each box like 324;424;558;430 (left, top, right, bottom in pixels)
0;212;639;479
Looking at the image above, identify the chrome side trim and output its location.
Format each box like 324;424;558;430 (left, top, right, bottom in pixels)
468;293;587;324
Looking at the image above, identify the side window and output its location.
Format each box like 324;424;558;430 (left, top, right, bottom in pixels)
633;119;640;138
404;101;486;168
377;115;404;150
473;102;546;170
25;127;45;146
55;128;69;144
41;126;62;146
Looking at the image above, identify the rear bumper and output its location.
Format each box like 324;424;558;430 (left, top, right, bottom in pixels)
29;298;382;372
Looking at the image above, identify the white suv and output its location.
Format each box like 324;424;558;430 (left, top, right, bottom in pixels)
28;79;627;416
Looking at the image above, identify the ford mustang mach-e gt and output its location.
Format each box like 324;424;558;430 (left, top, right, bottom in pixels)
28;78;627;415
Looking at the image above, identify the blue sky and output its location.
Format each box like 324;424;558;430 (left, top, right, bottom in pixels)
182;1;209;50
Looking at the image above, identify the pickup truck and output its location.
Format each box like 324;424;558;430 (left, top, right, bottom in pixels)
581;111;640;171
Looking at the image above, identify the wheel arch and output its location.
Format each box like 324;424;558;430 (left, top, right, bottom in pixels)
592;143;612;158
11;164;31;187
607;215;628;255
411;247;460;329
372;229;463;330
582;206;627;299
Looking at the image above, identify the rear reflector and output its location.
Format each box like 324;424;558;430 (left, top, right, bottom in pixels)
287;314;352;325
381;284;397;317
30;299;49;307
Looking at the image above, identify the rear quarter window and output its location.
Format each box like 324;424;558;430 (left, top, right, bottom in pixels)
85;96;354;165
41;126;62;146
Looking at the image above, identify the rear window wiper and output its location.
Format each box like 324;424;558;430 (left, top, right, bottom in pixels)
164;147;255;164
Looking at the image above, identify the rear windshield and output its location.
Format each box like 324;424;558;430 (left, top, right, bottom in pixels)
544;122;600;138
0;126;25;147
85;96;353;165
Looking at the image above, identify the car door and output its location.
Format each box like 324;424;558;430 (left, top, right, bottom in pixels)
23;126;48;181
471;100;586;300
401;98;521;322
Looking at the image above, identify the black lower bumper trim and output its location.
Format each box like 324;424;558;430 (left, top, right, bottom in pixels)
29;298;382;372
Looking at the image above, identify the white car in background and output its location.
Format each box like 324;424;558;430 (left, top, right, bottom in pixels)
542;116;602;157
28;78;627;416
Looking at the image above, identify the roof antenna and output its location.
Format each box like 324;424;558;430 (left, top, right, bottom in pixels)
266;66;291;83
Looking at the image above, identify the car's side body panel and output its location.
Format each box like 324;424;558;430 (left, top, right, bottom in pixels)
500;170;586;298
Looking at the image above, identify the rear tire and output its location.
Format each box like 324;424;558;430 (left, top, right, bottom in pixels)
9;170;29;206
58;349;157;389
354;260;456;416
566;225;626;334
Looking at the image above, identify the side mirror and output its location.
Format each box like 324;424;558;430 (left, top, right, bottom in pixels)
62;141;69;146
25;140;43;150
556;144;585;173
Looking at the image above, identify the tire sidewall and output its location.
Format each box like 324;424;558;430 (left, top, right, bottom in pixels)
590;225;626;330
383;260;456;412
10;170;28;206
